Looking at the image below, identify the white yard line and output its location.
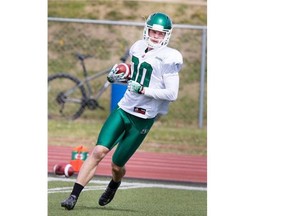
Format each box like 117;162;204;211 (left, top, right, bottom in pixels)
48;176;207;194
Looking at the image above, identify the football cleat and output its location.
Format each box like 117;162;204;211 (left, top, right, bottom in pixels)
61;195;78;210
98;181;121;206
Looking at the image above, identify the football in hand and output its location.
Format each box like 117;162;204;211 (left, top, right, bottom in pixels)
115;63;131;81
53;163;74;178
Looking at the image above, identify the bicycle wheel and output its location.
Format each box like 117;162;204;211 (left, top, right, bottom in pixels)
48;73;87;120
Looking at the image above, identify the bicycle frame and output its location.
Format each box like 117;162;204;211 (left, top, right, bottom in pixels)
80;66;112;100
76;49;129;101
77;53;113;99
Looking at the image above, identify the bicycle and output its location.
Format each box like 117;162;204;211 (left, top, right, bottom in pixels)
48;50;129;120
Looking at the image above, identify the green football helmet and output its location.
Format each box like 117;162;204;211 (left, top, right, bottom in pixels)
143;12;173;49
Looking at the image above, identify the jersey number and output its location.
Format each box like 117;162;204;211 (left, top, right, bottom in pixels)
131;56;152;87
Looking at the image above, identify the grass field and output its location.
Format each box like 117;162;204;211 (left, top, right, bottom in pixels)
48;175;207;216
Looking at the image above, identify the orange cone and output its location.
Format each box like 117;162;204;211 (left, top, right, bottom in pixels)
70;145;89;172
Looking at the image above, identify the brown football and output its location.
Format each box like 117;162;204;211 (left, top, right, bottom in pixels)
53;163;74;178
115;63;131;80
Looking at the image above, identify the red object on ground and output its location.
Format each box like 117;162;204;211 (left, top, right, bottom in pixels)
53;163;74;178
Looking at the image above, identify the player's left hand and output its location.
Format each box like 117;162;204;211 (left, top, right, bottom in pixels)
127;80;144;94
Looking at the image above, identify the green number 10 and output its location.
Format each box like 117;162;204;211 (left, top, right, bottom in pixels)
131;56;153;87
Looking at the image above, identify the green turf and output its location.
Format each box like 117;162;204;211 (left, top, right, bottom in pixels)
48;178;207;216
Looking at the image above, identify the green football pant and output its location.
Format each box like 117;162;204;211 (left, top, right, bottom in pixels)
96;107;155;167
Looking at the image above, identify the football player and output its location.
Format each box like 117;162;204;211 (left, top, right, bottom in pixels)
61;12;183;210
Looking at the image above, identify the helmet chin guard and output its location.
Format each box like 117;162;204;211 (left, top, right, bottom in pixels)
143;12;173;49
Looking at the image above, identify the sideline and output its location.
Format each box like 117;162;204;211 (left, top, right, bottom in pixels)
48;176;207;194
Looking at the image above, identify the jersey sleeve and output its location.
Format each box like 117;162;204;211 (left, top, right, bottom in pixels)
144;74;179;101
144;49;183;101
162;49;183;76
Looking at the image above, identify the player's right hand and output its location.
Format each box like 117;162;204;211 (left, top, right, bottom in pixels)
107;64;126;83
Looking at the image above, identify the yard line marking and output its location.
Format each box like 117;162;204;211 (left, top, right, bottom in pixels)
48;176;207;194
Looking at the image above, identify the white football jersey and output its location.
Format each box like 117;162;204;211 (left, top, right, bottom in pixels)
118;40;183;119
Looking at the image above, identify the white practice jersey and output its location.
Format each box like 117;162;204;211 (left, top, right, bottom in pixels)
118;40;183;119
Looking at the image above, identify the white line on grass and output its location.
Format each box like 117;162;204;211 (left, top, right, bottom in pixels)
48;176;207;194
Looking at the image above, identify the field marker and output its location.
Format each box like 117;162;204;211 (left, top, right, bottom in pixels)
48;176;206;194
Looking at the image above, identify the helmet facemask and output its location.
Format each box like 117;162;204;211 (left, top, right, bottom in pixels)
143;26;172;49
